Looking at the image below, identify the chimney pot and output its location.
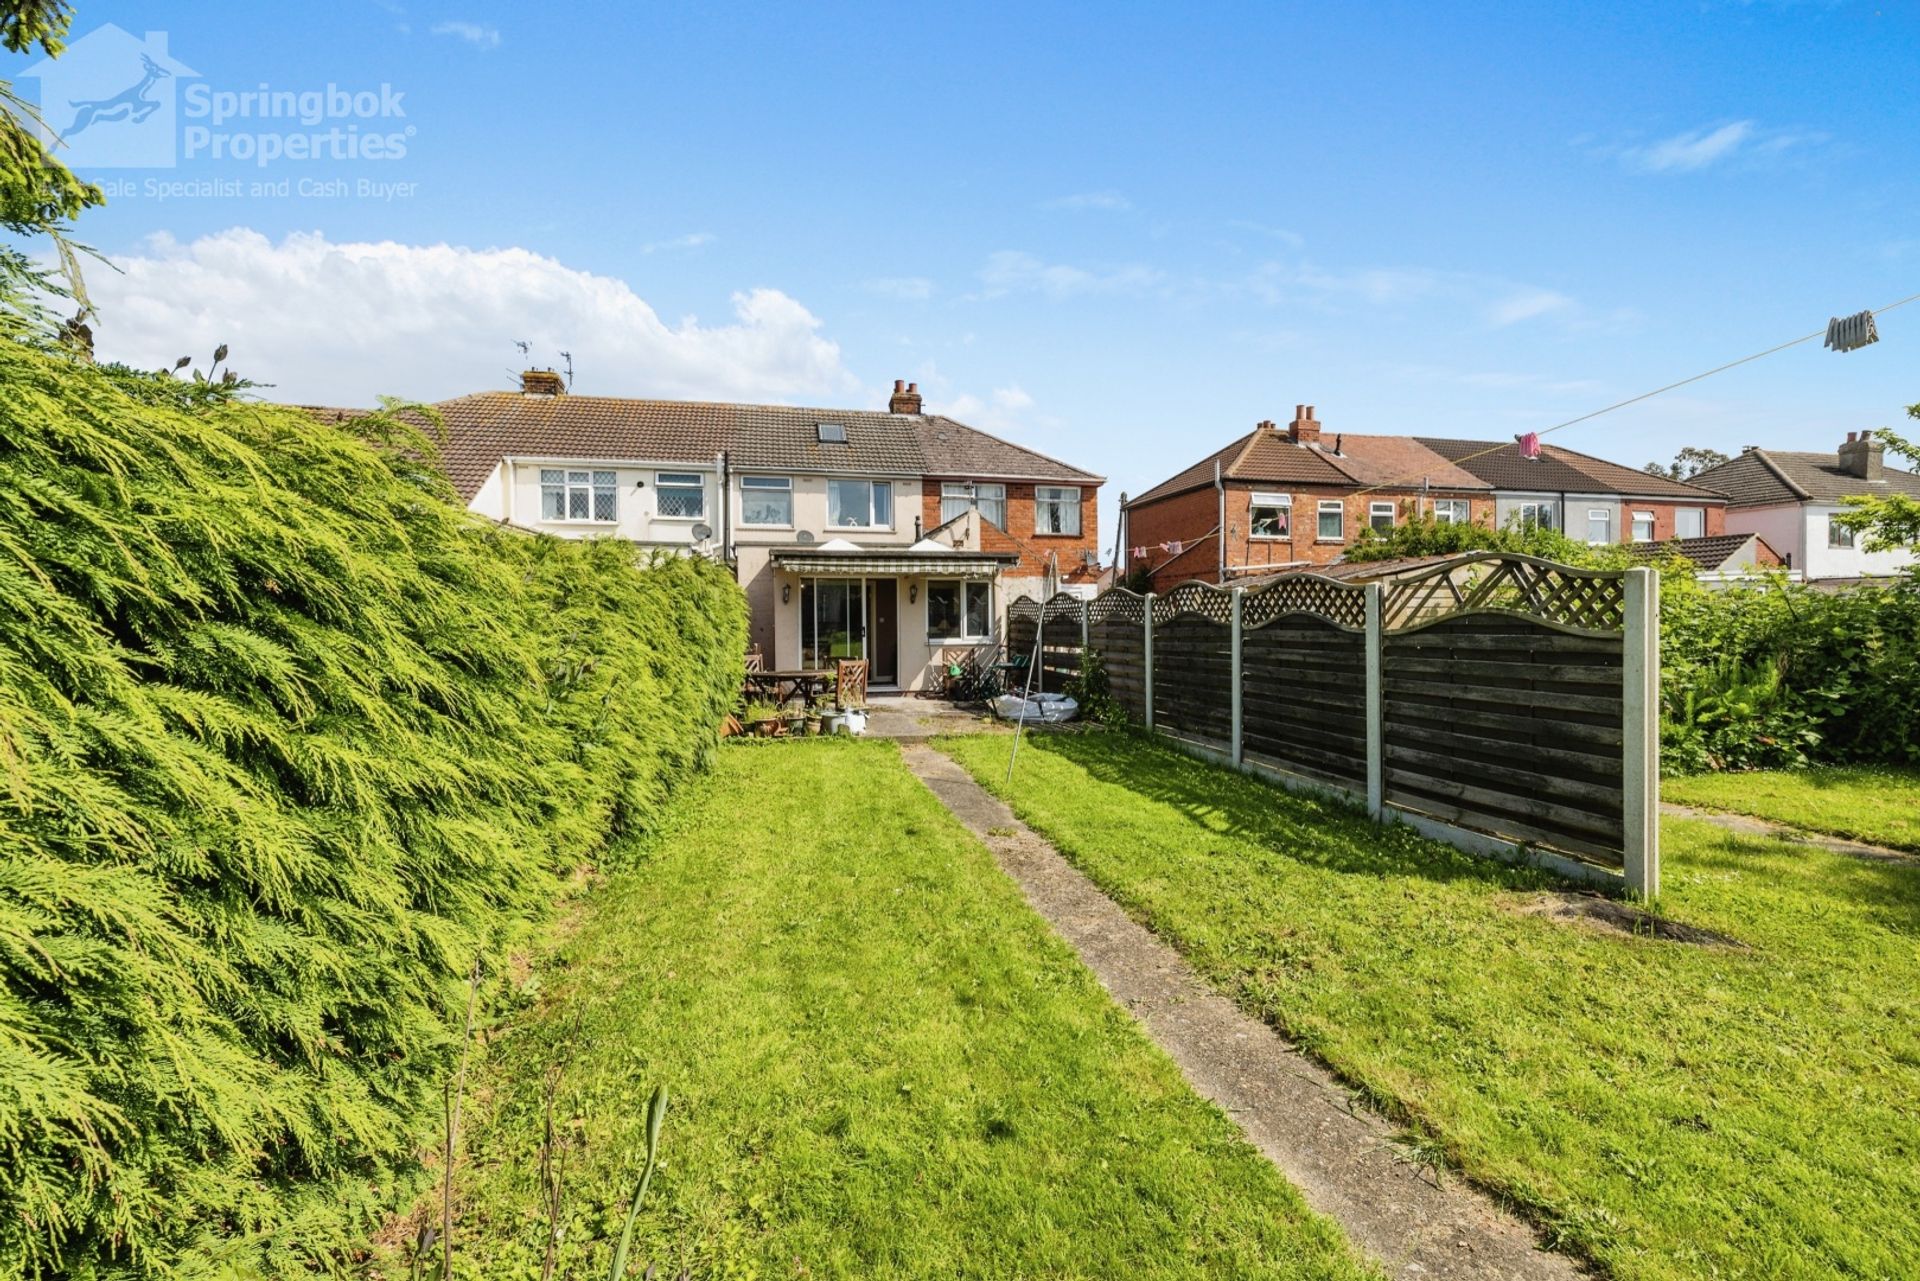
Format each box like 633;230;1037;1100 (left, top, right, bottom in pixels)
888;378;924;415
1288;403;1322;445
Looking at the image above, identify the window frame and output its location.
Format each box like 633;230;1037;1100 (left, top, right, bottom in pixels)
1514;501;1557;532
539;467;619;524
653;471;706;520
1828;514;1857;549
940;481;1007;530
1675;507;1706;540
925;579;994;642
738;475;793;528
1316;499;1345;543
1586;508;1613;545
1631;510;1655;542
1369;501;1397;533
827;478;895;530
1431;498;1470;525
1034;485;1082;537
1249;491;1292;541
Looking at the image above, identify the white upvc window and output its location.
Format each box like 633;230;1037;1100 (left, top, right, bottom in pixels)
1432;499;1470;525
540;468;617;522
1514;501;1557;531
1317;500;1345;542
739;475;792;527
1035;486;1082;536
1675;507;1706;539
1631;510;1656;542
828;478;894;529
926;580;993;641
1828;515;1856;549
1369;501;1397;532
1249;492;1291;539
1587;508;1613;545
940;481;1006;529
655;472;705;519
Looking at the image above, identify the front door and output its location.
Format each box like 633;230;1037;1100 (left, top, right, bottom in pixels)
868;579;897;684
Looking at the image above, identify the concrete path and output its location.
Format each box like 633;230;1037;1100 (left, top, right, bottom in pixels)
900;741;1586;1281
1661;801;1918;863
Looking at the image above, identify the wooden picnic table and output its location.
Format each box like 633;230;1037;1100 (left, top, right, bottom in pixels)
743;668;836;710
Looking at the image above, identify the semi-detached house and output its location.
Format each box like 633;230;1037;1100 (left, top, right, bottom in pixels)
430;373;1103;691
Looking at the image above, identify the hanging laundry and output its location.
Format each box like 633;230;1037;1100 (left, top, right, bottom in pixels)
1162;539;1184;555
1516;431;1541;459
1131;545;1148;559
1825;310;1879;354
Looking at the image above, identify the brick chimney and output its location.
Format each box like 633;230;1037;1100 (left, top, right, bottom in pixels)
1838;430;1884;481
520;369;565;396
889;379;923;414
1288;404;1322;445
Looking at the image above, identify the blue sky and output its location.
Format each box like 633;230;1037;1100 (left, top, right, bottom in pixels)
12;0;1919;542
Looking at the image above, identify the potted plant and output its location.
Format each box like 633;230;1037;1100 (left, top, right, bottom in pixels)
742;699;782;738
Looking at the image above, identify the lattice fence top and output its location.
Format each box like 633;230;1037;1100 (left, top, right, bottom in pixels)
1241;574;1367;632
1041;592;1088;623
1090;589;1147;626
1006;595;1042;623
1153;580;1234;625
1381;554;1626;635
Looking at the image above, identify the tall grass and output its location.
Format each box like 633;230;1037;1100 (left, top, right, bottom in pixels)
0;340;744;1278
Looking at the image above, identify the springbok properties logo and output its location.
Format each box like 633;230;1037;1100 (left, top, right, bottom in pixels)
19;24;413;170
20;25;195;168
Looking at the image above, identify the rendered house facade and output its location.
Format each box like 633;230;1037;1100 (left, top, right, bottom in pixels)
1689;434;1920;581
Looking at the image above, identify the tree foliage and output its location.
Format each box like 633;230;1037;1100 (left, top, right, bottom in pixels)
1643;445;1728;482
1833;405;1920;552
0;337;745;1278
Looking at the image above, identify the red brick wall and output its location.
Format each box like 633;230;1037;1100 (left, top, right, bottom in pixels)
1619;500;1726;544
919;478;1103;581
1126;484;1494;592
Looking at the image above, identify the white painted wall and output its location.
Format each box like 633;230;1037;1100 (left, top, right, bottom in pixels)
1726;504;1804;570
485;457;719;545
1725;502;1915;579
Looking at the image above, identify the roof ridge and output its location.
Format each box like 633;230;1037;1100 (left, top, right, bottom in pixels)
922;415;1106;483
1221;427;1268;478
1750;448;1813;502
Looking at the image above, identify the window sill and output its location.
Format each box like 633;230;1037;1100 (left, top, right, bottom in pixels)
541;519;619;527
1030;531;1085;539
928;636;994;645
826;526;896;533
1314;538;1345;545
652;515;708;523
738;524;794;532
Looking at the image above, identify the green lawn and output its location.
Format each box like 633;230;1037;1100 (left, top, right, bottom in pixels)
437;738;1371;1280
940;731;1920;1281
1664;765;1920;851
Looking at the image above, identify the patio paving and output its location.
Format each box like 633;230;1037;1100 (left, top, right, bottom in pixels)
859;694;1000;742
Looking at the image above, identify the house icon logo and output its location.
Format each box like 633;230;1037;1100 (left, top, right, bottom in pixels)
19;25;198;168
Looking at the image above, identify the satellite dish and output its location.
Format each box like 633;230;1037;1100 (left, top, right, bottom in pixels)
691;522;713;541
795;530;816;545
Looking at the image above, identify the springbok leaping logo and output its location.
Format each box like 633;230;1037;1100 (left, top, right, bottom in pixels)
65;53;170;138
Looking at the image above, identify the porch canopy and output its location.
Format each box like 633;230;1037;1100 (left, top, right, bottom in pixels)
771;540;1016;579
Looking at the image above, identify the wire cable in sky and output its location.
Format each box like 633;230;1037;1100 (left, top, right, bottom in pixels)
1351;289;1920;497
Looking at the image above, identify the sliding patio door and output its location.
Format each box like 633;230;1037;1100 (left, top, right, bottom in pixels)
800;578;866;668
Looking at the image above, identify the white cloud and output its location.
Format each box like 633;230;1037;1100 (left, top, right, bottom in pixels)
86;229;857;406
431;20;502;49
1042;190;1132;212
943;385;1038;434
1632;120;1754;172
976;250;1164;299
1486;288;1575;327
639;231;715;254
864;275;935;300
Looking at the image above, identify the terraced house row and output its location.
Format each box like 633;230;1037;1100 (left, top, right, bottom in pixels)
416;373;1104;691
1122;404;1732;591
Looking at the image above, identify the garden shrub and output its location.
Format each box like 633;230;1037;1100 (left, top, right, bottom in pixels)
0;339;745;1279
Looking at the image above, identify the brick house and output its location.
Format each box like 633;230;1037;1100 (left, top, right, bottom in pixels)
419;374;1103;691
1125;405;1729;592
1123;406;1495;591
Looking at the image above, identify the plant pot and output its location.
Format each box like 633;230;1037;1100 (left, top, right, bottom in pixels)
805;717;824;736
785;715;808;736
820;711;848;735
753;718;779;737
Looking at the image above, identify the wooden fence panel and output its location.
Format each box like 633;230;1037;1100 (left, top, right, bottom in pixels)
1382;613;1625;866
1153;615;1233;746
1094;616;1146;723
1240;617;1368;787
1039;610;1084;693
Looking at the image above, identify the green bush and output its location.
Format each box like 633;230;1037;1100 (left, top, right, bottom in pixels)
0;339;744;1278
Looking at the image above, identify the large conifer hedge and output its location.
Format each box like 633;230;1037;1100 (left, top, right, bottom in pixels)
0;339;745;1277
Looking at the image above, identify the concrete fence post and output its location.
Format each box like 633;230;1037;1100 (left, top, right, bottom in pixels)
1622;567;1661;898
1364;583;1384;819
1230;587;1245;768
1143;592;1157;731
